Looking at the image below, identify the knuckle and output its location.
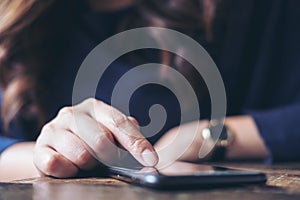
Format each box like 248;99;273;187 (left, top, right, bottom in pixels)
129;117;139;127
112;112;128;128
58;106;74;118
76;150;93;167
83;98;99;106
82;98;106;114
36;123;55;146
93;100;107;110
38;123;56;145
43;154;60;176
56;107;76;127
84;98;96;104
41;123;55;134
127;137;148;153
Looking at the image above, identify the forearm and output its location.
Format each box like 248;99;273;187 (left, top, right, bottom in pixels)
154;116;270;164
0;142;40;182
225;116;270;160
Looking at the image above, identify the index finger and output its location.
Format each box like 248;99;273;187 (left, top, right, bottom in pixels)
76;99;159;167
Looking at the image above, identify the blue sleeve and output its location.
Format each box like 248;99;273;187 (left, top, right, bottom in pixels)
246;103;300;162
0;136;23;154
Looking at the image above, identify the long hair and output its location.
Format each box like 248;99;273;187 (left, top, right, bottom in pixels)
0;0;81;138
0;0;220;138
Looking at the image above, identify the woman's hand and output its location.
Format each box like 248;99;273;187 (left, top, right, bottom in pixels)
154;116;270;168
154;120;210;168
33;98;158;178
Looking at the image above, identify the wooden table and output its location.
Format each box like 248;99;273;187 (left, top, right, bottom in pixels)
1;162;300;200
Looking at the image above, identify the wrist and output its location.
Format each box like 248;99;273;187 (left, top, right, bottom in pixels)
224;116;270;160
201;119;234;161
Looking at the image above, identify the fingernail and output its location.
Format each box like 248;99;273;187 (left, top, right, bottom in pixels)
142;149;159;166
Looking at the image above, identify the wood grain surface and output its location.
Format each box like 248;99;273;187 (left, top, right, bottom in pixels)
1;163;300;200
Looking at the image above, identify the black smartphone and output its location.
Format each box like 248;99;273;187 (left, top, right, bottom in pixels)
108;161;267;190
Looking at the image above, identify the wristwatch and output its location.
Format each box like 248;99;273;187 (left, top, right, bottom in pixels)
201;119;234;161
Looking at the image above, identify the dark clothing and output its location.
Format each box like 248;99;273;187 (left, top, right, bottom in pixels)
1;0;300;162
